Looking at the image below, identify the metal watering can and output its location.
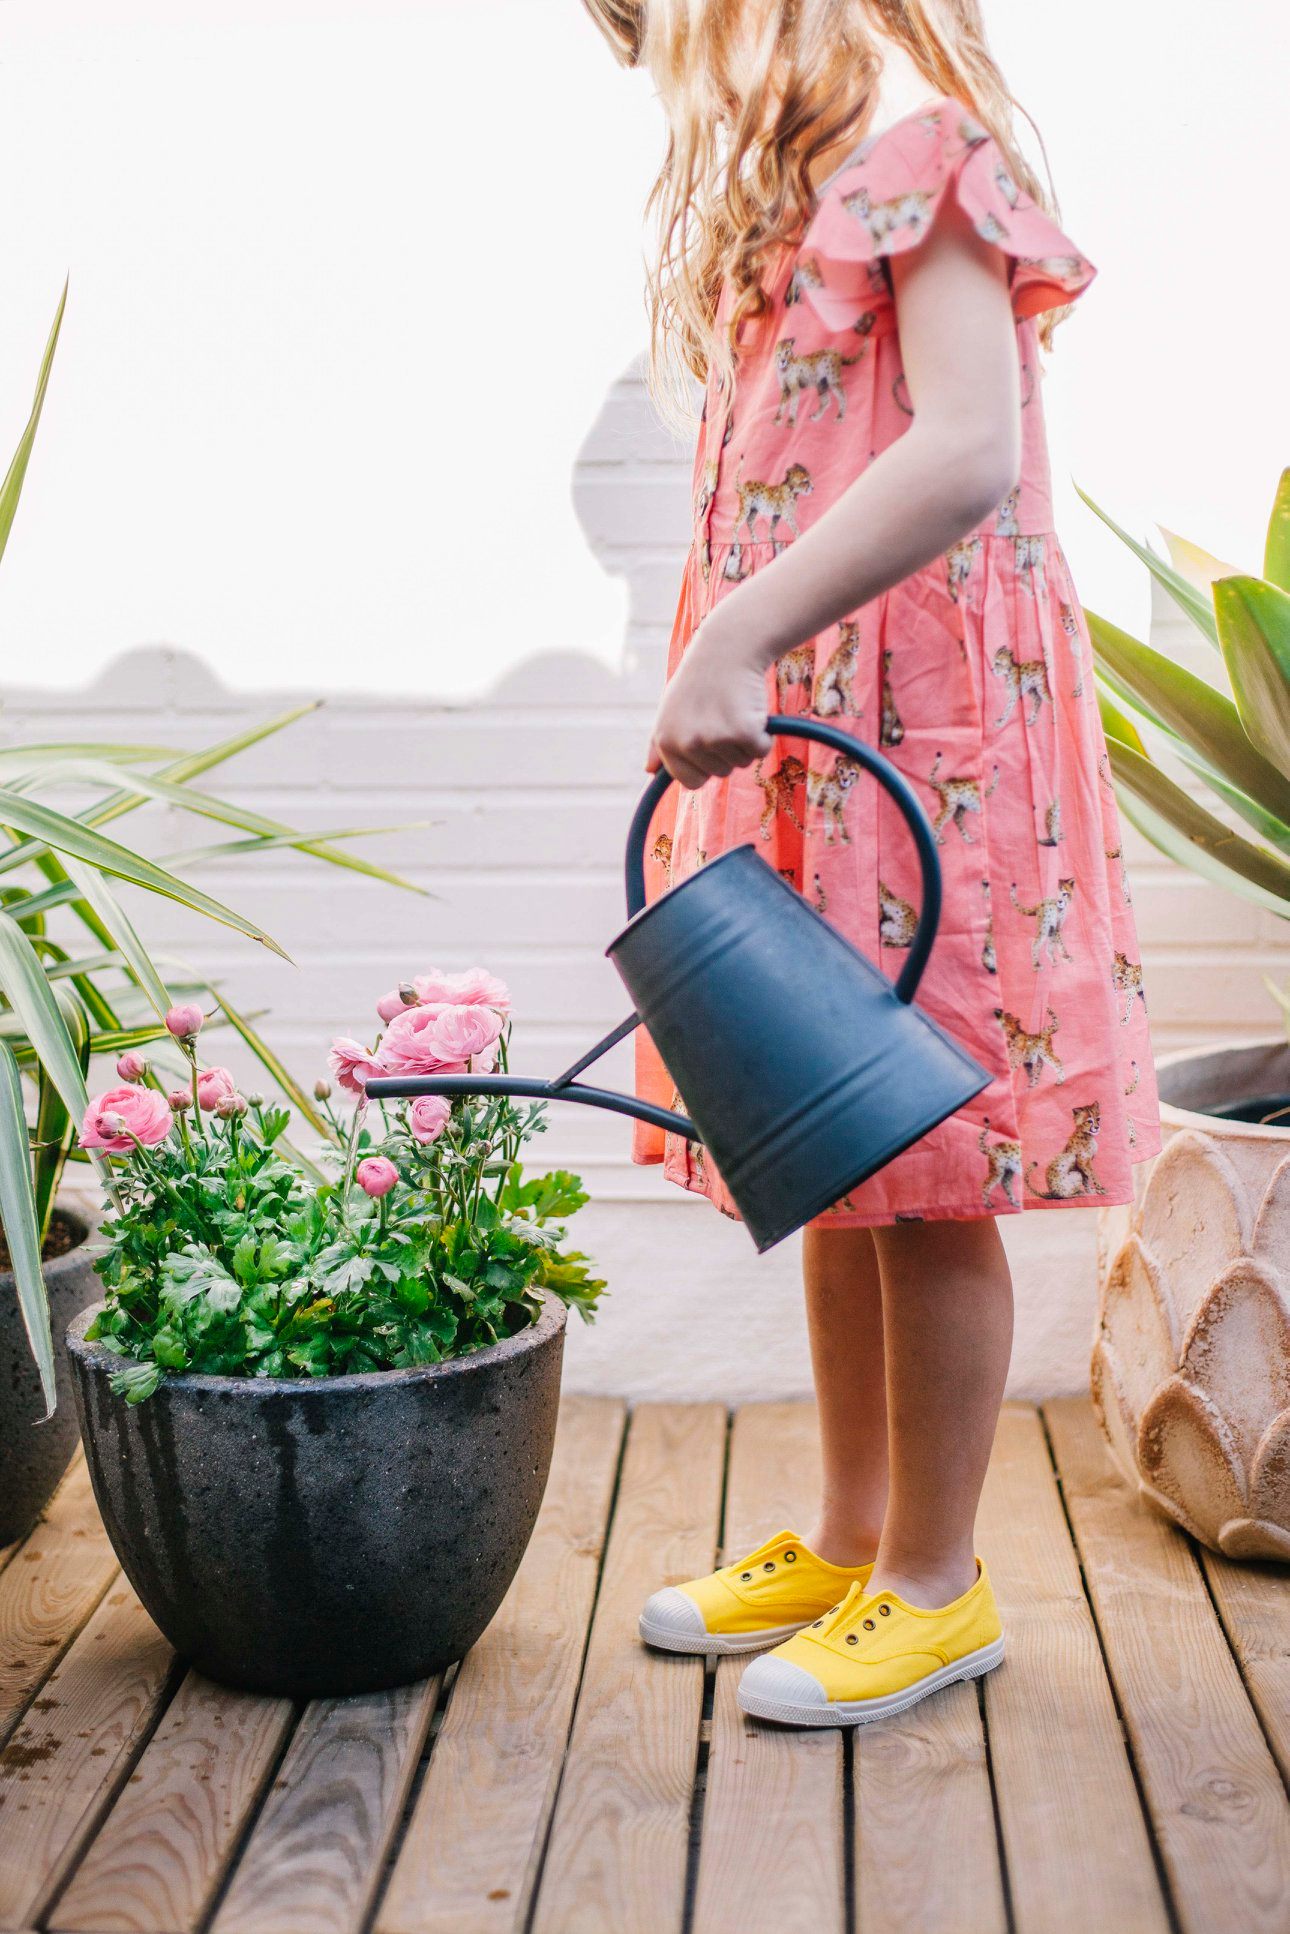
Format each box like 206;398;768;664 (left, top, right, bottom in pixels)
367;717;989;1252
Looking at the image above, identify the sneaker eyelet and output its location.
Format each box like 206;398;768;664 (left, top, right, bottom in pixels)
740;1572;753;1582
863;1617;875;1630
878;1603;891;1616
845;1633;858;1645
763;1561;775;1572
784;1551;796;1562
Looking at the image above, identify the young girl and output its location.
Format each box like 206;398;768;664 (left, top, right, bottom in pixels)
584;0;1160;1726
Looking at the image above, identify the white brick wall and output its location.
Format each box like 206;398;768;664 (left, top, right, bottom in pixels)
9;366;1281;1399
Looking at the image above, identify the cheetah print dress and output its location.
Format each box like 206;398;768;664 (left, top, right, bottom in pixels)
632;96;1162;1228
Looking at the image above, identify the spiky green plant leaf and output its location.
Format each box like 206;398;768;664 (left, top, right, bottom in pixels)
58;856;172;1020
1077;486;1219;648
1264;469;1290;592
0;1041;54;1414
1087;609;1290;823
0;283;65;569
1213;575;1290;777
1107;738;1290;917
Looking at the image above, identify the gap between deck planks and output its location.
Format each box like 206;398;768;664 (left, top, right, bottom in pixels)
1;1400;1286;1934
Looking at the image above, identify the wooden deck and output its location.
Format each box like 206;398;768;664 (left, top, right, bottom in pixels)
1;1399;1287;1934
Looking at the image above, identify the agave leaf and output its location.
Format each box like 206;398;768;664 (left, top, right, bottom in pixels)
1094;683;1148;756
276;1134;328;1185
0;1041;54;1414
0;787;290;958
1213;575;1290;777
32;1001;86;1243
0;281;66;571
58;855;172;1019
1264;469;1290;591
1077;486;1219;648
158;824;433;890
88;1024;170;1056
1108;738;1290;916
1171;753;1290;855
44;949;127;982
216;994;333;1139
1087;609;1290;823
1159;527;1241;596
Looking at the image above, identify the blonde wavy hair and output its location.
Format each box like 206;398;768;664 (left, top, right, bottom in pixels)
581;0;1059;427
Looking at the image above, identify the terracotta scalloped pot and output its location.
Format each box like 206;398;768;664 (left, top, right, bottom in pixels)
0;1207;102;1545
66;1294;567;1696
1094;1038;1290;1561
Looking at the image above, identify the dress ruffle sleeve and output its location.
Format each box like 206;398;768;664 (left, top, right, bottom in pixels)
799;98;1095;331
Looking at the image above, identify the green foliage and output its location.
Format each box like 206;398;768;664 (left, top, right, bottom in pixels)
0;291;424;1410
1082;470;1290;1033
87;1083;604;1402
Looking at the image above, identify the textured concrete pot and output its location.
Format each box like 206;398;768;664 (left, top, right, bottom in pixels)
1;1207;101;1545
67;1293;567;1695
1095;1039;1290;1560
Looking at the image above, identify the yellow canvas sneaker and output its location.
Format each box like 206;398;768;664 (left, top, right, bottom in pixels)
737;1560;1004;1724
638;1530;874;1657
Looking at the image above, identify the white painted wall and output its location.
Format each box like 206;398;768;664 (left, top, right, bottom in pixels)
3;3;1286;1396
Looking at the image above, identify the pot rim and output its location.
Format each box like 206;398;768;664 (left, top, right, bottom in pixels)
0;1200;103;1291
1155;1033;1290;1142
66;1287;568;1397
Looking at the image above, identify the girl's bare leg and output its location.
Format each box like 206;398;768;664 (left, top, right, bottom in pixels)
867;1217;1013;1608
802;1223;889;1566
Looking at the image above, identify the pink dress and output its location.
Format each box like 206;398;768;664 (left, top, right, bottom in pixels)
633;96;1163;1227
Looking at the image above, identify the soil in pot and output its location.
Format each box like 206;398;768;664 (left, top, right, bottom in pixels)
67;1294;568;1697
1;1207;102;1545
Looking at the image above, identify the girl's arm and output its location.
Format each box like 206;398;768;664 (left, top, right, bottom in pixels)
647;190;1023;789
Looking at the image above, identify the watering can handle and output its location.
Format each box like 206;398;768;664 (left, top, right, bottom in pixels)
624;715;943;1007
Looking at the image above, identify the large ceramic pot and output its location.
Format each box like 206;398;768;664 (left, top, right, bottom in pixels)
1;1206;101;1544
1094;1038;1290;1560
67;1293;567;1695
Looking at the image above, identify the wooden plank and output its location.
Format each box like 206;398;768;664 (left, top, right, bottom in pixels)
369;1396;628;1934
50;1672;294;1934
1047;1396;1290;1934
530;1402;727;1934
0;1582;177;1930
854;1682;1006;1934
0;1460;117;1746
212;1680;440;1934
977;1404;1168;1934
1201;1547;1290;1788
691;1401;846;1934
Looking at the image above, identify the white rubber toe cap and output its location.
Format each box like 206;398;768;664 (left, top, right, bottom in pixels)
738;1652;829;1721
639;1587;708;1651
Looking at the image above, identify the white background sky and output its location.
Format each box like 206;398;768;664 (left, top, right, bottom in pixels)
0;0;1286;696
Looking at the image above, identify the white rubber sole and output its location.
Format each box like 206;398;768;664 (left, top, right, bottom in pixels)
638;1615;811;1658
738;1636;1006;1726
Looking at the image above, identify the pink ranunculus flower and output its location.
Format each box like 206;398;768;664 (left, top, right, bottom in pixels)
375;983;419;1025
164;1002;205;1040
328;1036;386;1097
356;1156;399;1198
408;1094;452;1145
195;1066;237;1111
376;1001;503;1079
80;1084;174;1153
412;967;511;1014
168;1088;192;1113
116;1050;148;1081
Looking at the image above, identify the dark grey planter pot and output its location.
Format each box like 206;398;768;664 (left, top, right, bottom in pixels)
1;1207;101;1545
66;1294;567;1696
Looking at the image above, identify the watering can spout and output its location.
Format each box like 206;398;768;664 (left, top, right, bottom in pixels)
366;716;989;1253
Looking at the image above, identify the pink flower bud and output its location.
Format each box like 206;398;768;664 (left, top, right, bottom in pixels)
164;1003;205;1040
168;1088;192;1113
214;1092;248;1120
196;1066;236;1110
313;1078;332;1101
408;1095;451;1145
356;1156;399;1198
116;1050;148;1082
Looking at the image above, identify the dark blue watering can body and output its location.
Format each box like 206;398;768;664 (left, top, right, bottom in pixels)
368;716;990;1252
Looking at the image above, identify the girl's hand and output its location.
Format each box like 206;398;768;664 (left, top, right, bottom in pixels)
645;613;773;790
